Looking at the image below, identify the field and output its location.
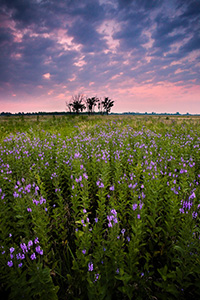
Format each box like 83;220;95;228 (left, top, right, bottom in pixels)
0;114;200;299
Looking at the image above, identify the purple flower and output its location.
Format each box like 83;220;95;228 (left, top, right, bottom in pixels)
189;192;196;200
83;209;87;213
7;260;13;267
94;273;99;282
107;215;112;222
27;207;32;212
83;173;88;179
30;253;36;260
111;209;117;216
20;243;28;253
34;237;39;244
139;202;143;210
192;212;198;219
40;196;46;204
82;249;86;254
94;218;98;223
35;245;41;253
74;152;81;159
132;203;137;211
18;263;23;268
121;229;126;235
32;199;39;205
19;253;25;260
137;214;141;219
10;247;15;253
88;262;93;271
109;185;114;191
13;191;19;198
36;246;43;255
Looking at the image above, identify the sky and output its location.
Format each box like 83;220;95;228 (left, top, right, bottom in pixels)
0;0;200;114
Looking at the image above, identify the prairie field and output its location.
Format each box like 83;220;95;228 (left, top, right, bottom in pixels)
0;114;200;299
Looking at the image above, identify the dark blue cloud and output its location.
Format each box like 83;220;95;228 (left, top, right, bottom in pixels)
117;0;162;10
180;34;200;53
180;0;200;18
0;0;41;28
69;0;105;22
67;19;107;52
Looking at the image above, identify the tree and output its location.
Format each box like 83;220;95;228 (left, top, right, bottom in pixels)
102;97;114;115
85;96;99;114
65;100;72;113
68;94;86;114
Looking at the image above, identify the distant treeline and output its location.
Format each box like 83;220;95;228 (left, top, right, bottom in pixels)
0;111;198;117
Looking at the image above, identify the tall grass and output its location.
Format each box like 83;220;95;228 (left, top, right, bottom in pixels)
0;115;200;299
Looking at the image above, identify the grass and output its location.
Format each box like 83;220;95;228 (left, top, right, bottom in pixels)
0;114;200;299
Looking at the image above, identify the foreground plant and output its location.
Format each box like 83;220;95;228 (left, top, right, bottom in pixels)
0;116;200;299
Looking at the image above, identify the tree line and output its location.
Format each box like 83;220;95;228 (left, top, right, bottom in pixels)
66;94;114;115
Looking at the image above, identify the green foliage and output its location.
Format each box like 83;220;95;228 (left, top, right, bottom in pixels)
0;115;200;299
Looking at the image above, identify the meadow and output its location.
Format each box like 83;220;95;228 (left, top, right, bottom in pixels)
0;114;200;299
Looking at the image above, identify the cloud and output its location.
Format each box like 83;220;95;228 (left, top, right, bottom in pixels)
0;0;199;113
180;0;200;18
179;33;200;54
67;19;107;52
43;73;51;79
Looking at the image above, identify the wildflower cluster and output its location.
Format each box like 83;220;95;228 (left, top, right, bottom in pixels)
12;179;47;212
107;209;118;227
132;200;144;219
96;178;104;188
179;191;198;218
1;117;200;299
3;237;43;268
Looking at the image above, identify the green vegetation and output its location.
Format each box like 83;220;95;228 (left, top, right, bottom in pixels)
0;115;200;299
